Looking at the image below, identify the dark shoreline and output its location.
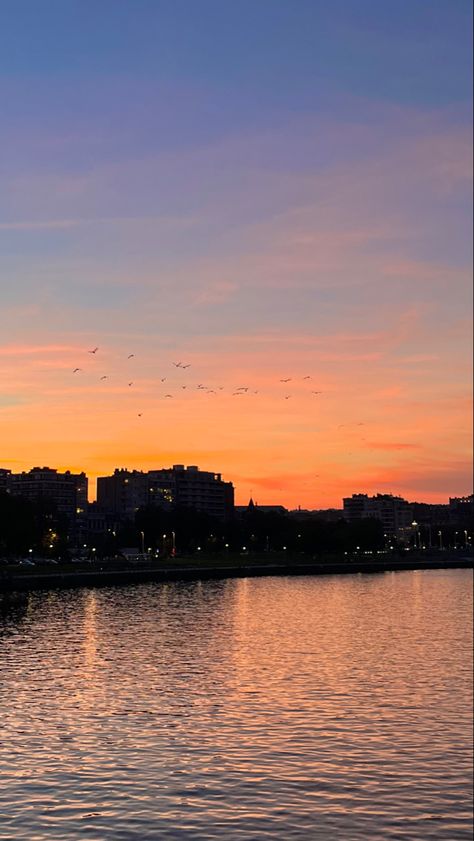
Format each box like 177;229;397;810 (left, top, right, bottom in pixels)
0;553;472;592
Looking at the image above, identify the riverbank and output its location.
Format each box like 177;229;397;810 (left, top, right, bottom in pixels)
0;551;472;592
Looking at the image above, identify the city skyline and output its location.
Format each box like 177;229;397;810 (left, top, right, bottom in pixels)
1;1;472;508
1;460;472;510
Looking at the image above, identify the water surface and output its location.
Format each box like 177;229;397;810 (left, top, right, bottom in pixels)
0;569;472;840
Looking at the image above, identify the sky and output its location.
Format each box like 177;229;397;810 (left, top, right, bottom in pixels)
0;0;472;507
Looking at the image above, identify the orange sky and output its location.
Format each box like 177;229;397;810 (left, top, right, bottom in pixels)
0;316;471;506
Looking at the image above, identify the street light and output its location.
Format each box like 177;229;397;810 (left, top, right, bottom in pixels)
140;531;145;554
438;530;443;550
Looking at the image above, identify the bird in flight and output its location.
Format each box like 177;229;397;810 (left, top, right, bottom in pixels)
88;347;99;354
284;395;292;399
280;378;292;383
165;394;173;398
100;376;108;380
160;377;167;382
181;363;191;369
138;413;143;417
311;391;322;395
172;362;182;368
302;375;311;380
236;387;249;392
181;385;187;389
127;354;135;359
128;382;133;387
73;368;81;373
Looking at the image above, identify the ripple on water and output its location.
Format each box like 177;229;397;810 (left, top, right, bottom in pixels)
0;569;472;840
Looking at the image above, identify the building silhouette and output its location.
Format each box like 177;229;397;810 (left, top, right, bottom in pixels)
97;464;234;521
343;493;413;540
4;466;88;540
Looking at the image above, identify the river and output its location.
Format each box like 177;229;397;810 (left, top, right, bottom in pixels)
0;569;472;840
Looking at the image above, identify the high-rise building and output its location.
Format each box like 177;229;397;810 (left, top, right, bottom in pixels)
449;495;473;526
343;493;413;539
149;465;234;520
96;469;151;519
97;465;234;521
8;466;88;538
0;468;11;494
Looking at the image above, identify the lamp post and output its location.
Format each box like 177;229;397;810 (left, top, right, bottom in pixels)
438;530;443;550
464;530;468;548
140;531;145;555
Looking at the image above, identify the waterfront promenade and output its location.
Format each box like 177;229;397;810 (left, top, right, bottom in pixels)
0;550;471;592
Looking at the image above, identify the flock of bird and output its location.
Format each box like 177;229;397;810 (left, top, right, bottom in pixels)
70;346;325;418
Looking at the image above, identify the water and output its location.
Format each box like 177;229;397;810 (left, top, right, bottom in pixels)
0;569;472;840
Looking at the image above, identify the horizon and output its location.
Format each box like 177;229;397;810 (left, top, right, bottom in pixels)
1;460;471;509
1;1;472;508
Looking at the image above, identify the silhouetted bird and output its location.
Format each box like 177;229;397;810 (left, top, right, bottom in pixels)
127;354;135;359
100;376;108;380
73;368;81;373
88;348;99;354
128;382;133;386
280;378;292;383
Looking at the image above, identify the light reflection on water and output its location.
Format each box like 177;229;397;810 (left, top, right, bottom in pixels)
0;570;472;840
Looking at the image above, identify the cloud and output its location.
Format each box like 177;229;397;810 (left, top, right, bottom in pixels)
0;343;79;356
194;280;238;305
363;442;421;451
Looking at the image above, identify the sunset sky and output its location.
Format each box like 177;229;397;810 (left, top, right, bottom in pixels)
0;0;472;507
